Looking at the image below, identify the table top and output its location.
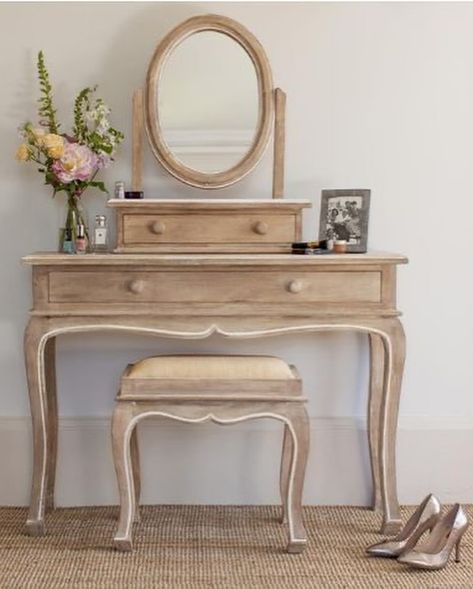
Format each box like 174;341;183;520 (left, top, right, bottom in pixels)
107;198;312;208
23;251;408;267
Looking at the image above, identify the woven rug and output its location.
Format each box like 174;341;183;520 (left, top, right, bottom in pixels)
0;505;472;588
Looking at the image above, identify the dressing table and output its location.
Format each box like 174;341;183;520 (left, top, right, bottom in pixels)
23;15;407;538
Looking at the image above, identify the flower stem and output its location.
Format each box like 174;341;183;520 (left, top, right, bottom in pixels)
63;194;90;249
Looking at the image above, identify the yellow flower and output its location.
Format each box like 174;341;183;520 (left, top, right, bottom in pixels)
16;143;30;161
42;133;63;148
48;144;65;159
42;134;65;159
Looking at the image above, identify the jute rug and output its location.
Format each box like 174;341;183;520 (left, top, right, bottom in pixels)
0;505;471;588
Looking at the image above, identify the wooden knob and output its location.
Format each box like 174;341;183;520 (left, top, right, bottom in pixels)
287;280;303;294
253;221;268;235
128;279;145;294
149;220;165;235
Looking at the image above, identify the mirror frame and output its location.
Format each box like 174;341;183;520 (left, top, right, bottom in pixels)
145;14;274;189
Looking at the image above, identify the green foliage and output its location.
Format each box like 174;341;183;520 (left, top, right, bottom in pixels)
89;181;108;193
73;86;96;142
37;51;59;134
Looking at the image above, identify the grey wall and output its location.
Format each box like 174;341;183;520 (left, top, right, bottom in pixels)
1;2;472;506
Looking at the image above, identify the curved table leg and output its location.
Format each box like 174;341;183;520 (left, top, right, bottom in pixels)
130;426;141;523
24;317;51;536
378;318;406;535
284;405;310;554
44;337;58;513
113;403;136;552
368;333;384;513
279;424;292;524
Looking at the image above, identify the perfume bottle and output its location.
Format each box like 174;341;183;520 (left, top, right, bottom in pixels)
115;181;125;199
62;227;74;254
75;224;87;255
93;215;108;252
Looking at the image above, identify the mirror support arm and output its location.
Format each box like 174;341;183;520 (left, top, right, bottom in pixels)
272;88;286;199
132;88;144;192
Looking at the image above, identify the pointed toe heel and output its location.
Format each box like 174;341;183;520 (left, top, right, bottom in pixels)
397;504;469;570
366;494;441;558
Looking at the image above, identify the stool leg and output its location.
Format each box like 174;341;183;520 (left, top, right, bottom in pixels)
130;427;141;523
112;404;136;552
279;425;293;524
284;407;310;554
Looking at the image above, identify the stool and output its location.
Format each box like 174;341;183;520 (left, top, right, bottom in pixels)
111;355;310;553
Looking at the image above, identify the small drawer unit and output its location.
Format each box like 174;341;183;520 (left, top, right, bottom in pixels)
108;199;311;253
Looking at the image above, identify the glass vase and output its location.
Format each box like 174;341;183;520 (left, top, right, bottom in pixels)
58;195;89;253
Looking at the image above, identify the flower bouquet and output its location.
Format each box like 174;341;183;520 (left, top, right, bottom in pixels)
16;51;124;252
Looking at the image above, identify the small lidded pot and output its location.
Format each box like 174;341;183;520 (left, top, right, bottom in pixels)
333;240;347;254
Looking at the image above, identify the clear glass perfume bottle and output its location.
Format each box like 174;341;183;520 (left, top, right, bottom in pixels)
93;214;109;252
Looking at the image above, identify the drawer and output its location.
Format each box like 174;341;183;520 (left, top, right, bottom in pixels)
48;270;381;305
108;199;311;253
122;214;295;245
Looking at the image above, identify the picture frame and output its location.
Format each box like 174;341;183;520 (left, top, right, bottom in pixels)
318;189;371;253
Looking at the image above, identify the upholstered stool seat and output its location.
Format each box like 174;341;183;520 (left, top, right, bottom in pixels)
112;355;310;553
127;354;295;380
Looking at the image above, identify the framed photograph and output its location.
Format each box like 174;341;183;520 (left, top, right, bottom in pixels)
318;189;371;253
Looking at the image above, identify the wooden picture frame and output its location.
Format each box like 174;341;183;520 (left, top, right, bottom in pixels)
318;189;371;253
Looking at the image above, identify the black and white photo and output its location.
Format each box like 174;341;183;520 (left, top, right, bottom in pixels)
318;189;371;253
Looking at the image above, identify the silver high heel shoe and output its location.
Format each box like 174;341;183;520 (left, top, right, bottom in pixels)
366;494;441;558
397;504;469;570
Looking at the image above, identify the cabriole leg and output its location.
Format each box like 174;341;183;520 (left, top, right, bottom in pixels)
112;403;137;551
368;333;384;513
279;425;293;524
44;337;58;513
379;319;406;535
284;406;310;554
24;318;50;536
130;426;141;522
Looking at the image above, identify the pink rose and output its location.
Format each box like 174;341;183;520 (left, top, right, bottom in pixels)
52;142;98;183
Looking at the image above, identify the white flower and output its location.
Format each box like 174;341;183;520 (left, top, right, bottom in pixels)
85;111;97;125
97;119;110;135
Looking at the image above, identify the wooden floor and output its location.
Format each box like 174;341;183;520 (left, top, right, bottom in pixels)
0;505;471;588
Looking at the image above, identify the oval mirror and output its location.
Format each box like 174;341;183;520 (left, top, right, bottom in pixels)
145;15;274;189
159;31;259;174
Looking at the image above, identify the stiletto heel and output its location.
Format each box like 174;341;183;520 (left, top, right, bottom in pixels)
398;504;469;570
455;539;461;563
366;494;441;558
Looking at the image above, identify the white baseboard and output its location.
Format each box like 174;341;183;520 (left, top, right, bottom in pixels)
1;416;472;507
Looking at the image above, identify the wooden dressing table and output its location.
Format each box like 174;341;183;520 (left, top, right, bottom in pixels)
22;13;407;541
23;250;407;536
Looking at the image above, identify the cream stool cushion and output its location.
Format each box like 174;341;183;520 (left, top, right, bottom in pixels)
119;355;302;401
128;355;294;380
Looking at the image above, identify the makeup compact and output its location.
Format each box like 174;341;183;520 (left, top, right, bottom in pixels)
124;191;144;199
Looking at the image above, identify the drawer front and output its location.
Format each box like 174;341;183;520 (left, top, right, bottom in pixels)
48;270;381;305
122;214;296;244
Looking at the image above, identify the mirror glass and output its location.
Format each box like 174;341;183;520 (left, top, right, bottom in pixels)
158;31;259;174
